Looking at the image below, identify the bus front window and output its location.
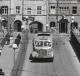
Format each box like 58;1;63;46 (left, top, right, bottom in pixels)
35;41;43;47
44;41;52;47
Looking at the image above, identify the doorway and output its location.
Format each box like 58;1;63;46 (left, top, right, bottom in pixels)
59;22;68;33
14;20;22;32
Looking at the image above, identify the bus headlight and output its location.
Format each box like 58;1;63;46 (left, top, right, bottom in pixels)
49;51;54;57
32;51;38;57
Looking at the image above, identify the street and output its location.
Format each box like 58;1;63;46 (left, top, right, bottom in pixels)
0;0;80;76
19;33;80;76
0;31;80;76
0;31;28;76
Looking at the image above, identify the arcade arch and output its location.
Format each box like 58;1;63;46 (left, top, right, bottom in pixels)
2;20;8;28
14;20;22;32
29;21;43;33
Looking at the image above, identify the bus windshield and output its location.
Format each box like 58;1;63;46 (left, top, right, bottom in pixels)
44;41;52;47
35;41;43;47
35;41;52;47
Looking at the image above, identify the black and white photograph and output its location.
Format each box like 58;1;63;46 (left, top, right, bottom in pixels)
0;0;80;76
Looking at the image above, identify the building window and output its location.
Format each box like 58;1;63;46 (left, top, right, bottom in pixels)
59;6;69;10
27;8;32;15
51;6;55;9
50;6;56;14
72;6;77;14
1;6;8;15
16;6;20;14
37;6;42;14
67;7;69;9
59;6;70;14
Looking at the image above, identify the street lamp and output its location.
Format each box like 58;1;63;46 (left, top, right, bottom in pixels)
0;16;5;37
56;0;59;33
22;16;29;31
12;44;17;65
46;24;49;32
0;16;5;29
21;25;25;33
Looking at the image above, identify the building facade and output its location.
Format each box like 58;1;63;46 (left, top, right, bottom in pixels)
48;0;80;33
0;0;80;32
0;0;47;32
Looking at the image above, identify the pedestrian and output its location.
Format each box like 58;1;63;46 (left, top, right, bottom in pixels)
5;32;10;45
17;34;21;40
70;16;78;31
14;36;21;47
1;38;6;48
14;34;21;47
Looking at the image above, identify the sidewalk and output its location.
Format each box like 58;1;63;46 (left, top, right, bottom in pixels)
0;32;22;76
9;32;22;47
63;38;80;76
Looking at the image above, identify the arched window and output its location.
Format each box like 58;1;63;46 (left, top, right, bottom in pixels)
50;22;55;27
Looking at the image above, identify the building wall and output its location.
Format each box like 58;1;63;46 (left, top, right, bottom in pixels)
23;0;47;31
11;0;22;15
0;0;47;31
48;0;80;26
1;0;80;32
23;0;47;20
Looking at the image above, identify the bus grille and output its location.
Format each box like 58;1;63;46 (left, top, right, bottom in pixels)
38;50;47;57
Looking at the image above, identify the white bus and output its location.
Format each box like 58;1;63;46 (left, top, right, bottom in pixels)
30;32;54;62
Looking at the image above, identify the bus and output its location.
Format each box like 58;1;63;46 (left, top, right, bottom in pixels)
30;32;54;62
